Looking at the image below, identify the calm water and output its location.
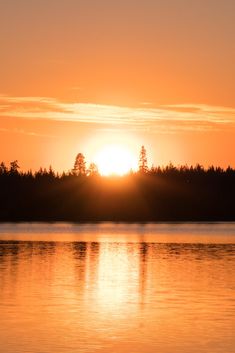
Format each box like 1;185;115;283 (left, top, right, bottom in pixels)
0;223;235;353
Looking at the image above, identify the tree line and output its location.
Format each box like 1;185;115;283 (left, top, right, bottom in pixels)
0;146;235;222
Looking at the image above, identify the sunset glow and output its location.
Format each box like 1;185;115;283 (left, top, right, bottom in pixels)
94;145;138;176
0;1;235;171
1;1;235;353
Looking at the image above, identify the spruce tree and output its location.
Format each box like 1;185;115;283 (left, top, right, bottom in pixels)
139;146;148;173
73;153;86;176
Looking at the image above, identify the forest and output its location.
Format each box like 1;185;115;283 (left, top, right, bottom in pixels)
0;149;235;222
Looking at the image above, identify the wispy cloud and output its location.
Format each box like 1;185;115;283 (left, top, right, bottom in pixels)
0;126;55;138
0;95;235;133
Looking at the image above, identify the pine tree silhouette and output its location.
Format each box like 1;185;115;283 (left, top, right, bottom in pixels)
87;163;99;176
72;153;86;176
139;146;148;173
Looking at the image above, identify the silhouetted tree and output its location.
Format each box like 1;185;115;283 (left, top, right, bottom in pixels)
48;165;56;177
10;160;20;175
72;153;86;176
87;163;99;176
0;162;8;175
139;146;148;173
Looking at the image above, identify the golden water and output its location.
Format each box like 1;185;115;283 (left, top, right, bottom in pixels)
0;223;235;353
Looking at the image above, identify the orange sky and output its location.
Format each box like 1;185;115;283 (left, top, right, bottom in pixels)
0;0;235;171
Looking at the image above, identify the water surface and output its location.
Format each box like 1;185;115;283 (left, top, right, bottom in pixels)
0;223;235;353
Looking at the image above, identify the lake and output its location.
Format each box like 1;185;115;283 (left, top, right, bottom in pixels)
0;223;235;353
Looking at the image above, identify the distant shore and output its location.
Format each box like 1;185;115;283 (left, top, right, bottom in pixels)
1;165;235;222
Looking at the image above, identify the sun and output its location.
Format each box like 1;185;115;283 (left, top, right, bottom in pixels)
94;145;138;176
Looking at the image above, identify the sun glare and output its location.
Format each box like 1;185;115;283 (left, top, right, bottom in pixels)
94;145;138;176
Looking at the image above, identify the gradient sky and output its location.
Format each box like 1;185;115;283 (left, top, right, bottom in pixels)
1;0;235;171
